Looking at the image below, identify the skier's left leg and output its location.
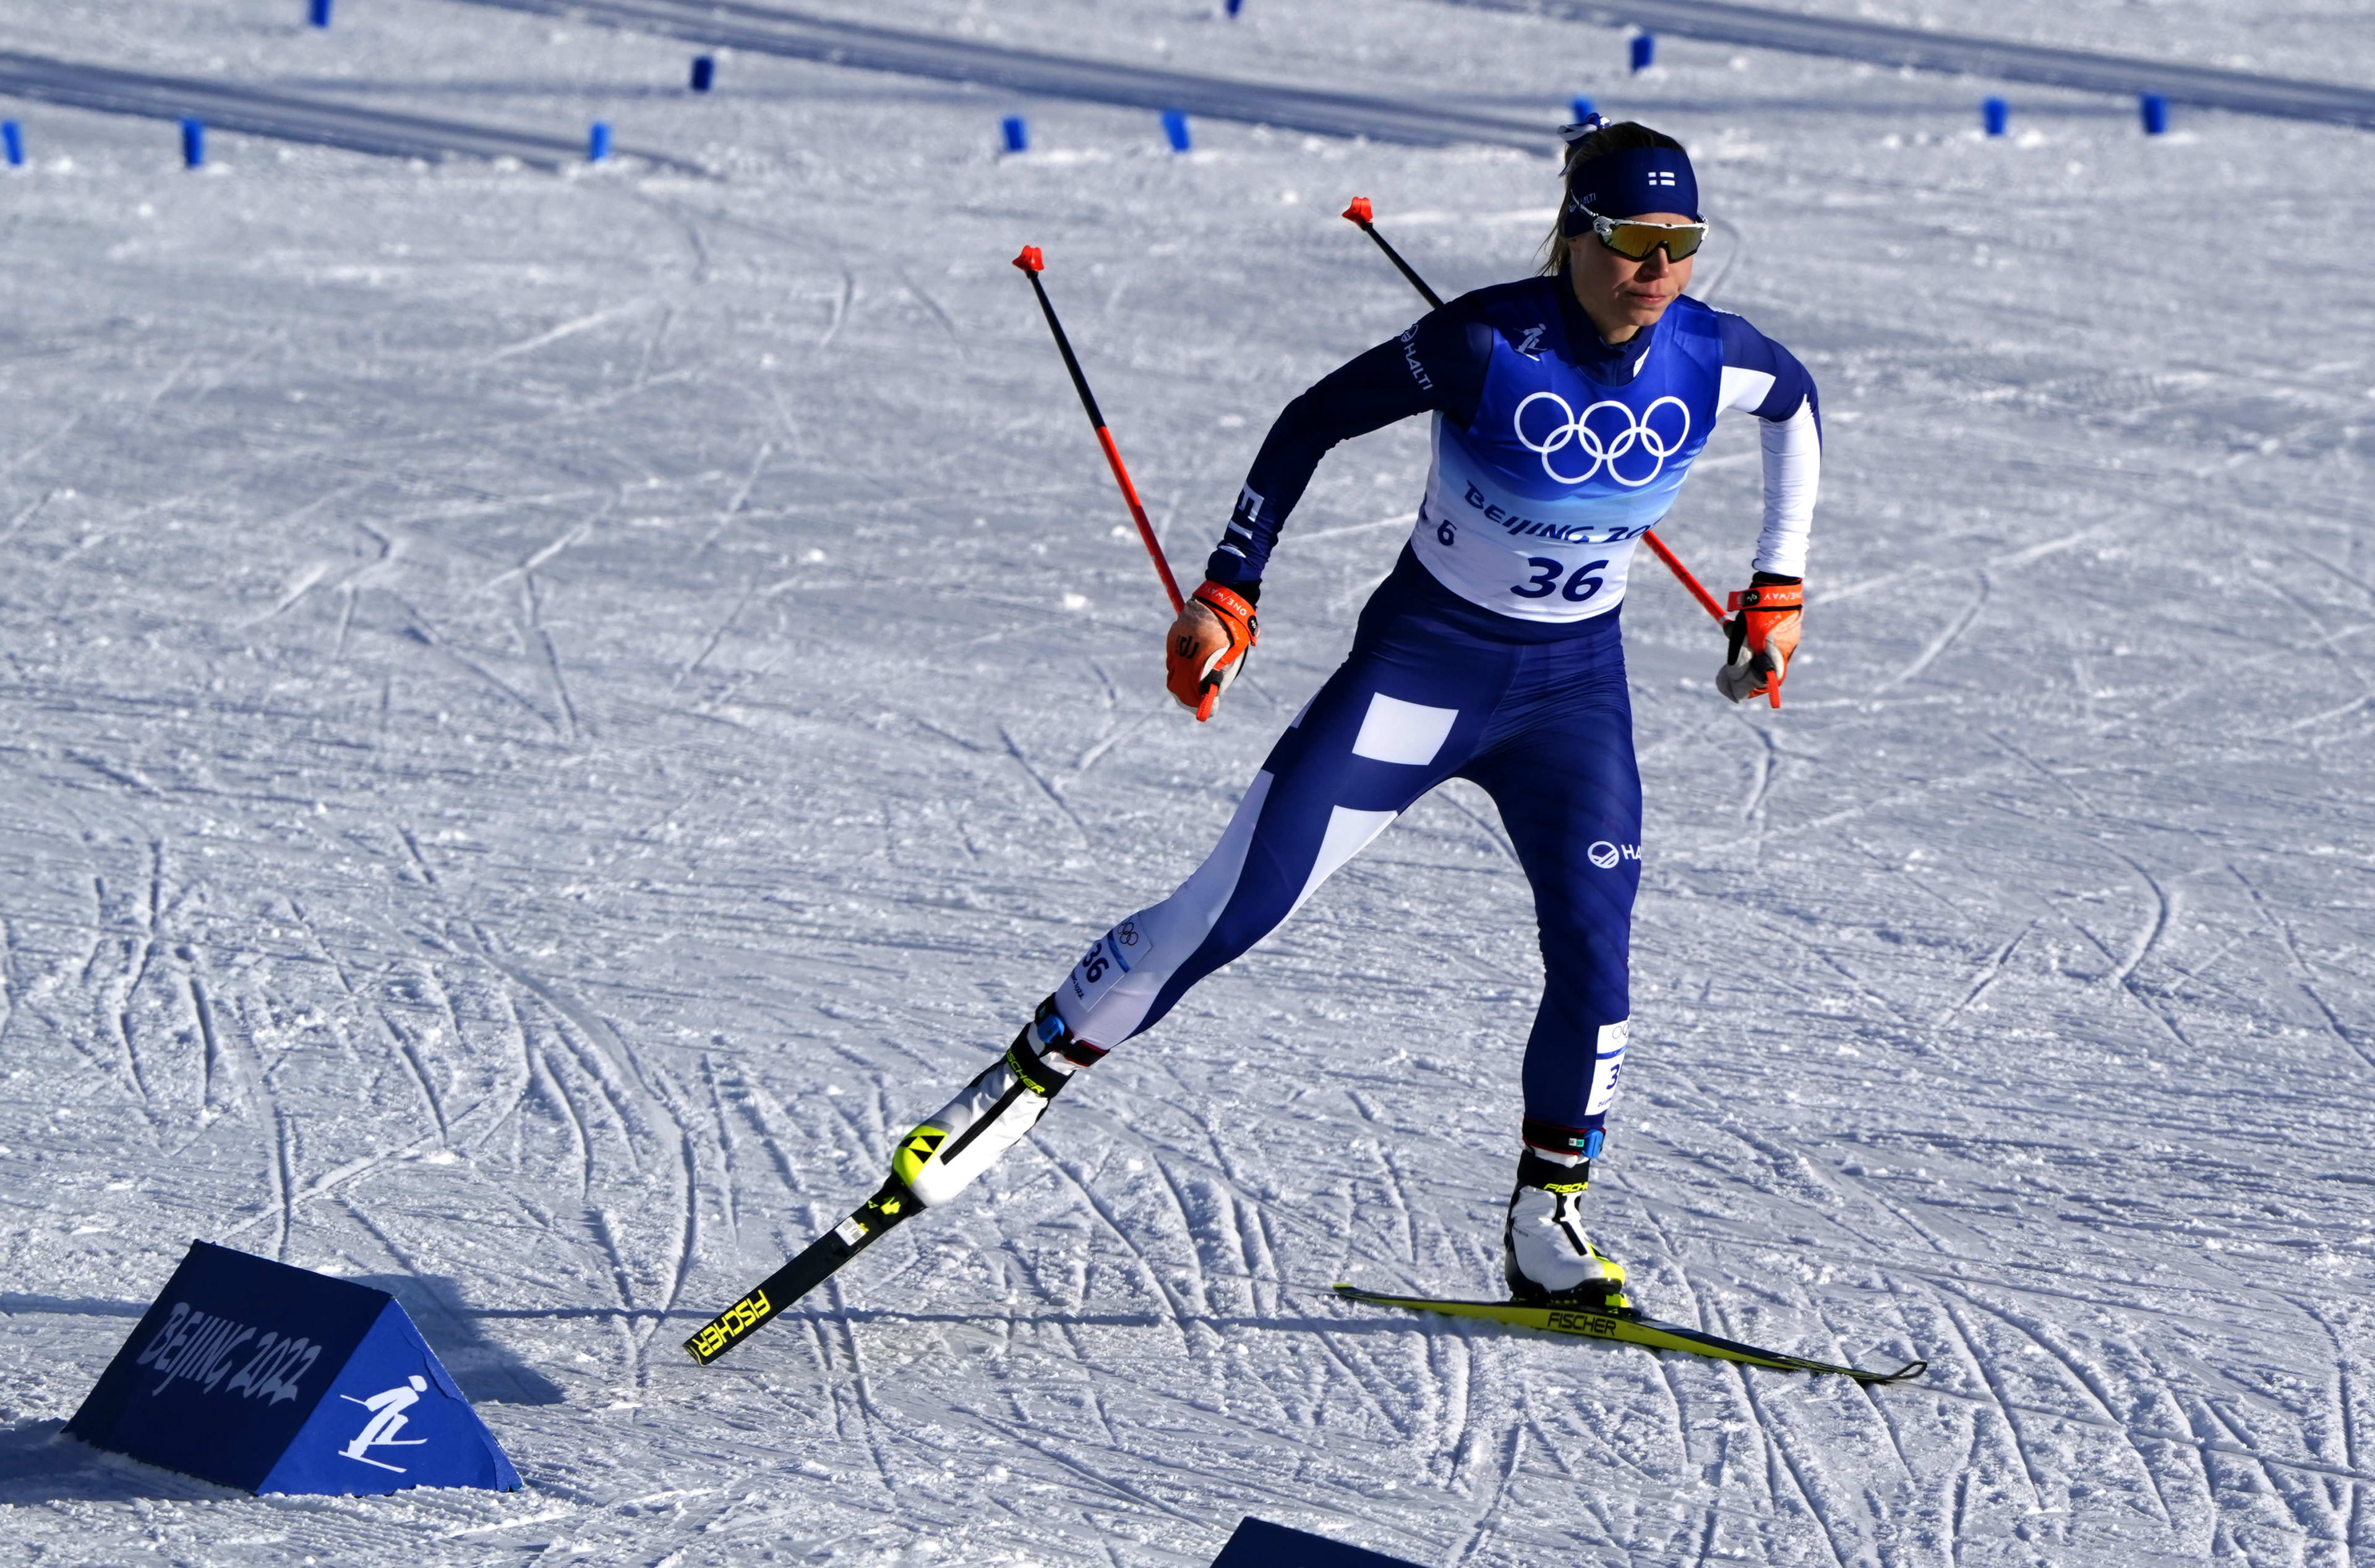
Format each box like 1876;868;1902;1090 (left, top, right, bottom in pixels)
894;605;1513;1209
1462;633;1643;1308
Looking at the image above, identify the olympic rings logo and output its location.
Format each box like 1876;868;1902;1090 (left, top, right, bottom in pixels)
1513;392;1691;487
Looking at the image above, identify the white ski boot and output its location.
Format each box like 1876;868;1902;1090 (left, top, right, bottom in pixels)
892;999;1103;1206
1504;1150;1631;1313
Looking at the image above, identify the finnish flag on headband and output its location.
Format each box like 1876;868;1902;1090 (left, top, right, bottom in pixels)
1558;141;1701;227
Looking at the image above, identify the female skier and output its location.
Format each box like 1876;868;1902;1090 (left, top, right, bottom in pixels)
889;121;1817;1311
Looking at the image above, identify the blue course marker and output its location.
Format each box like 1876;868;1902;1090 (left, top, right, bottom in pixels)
1162;109;1191;152
1630;33;1654;72
1225;0;1243;15
589;121;612;161
1983;96;2009;135
62;1241;521;1498
1570;95;1595;126
691;55;715;92
309;0;332;27
2141;93;2169;134
1213;1517;1424;1567
181;117;205;168
2;121;22;168
1002;114;1029;153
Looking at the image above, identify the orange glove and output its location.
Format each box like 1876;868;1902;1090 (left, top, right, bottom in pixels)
1717;577;1802;707
1165;581;1257;719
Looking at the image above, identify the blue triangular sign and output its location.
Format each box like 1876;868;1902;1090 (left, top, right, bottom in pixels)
1212;1517;1423;1567
66;1240;520;1496
261;1298;521;1493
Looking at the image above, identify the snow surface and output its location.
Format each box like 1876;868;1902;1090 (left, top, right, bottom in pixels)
1;2;2371;1564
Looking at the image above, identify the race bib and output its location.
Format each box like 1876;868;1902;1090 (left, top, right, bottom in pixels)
1061;919;1155;1016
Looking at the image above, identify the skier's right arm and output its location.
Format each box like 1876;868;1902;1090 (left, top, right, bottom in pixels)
1202;309;1491;595
1164;309;1488;714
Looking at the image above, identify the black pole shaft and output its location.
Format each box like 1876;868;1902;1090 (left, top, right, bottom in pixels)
1353;219;1445;310
1022;268;1109;432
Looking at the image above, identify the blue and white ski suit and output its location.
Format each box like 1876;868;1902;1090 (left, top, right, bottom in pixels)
1054;275;1819;1156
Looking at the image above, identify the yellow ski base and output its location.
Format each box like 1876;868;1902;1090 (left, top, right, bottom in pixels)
1333;1285;1925;1386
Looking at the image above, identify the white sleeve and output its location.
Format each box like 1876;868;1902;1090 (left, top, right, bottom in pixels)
1753;399;1819;579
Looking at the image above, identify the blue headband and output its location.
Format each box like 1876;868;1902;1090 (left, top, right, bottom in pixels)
1559;145;1701;231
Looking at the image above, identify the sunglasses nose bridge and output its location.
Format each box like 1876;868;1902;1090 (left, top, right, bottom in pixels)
1593;217;1703;264
1640;232;1703;264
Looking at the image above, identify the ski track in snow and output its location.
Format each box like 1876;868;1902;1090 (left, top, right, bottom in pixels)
0;1;2371;1564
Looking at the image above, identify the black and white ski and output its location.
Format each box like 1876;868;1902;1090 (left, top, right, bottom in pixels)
686;1201;1926;1386
683;1178;916;1365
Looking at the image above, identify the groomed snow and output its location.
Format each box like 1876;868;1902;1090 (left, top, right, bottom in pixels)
1;3;2369;1564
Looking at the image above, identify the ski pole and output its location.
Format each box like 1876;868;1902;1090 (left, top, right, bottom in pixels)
1340;195;1445;310
1339;197;1727;628
1639;530;1725;623
1012;245;1218;723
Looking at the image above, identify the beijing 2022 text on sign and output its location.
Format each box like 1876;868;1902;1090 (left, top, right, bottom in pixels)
67;1240;520;1496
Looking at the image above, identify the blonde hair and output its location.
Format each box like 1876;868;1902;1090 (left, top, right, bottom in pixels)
1540;121;1691;275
